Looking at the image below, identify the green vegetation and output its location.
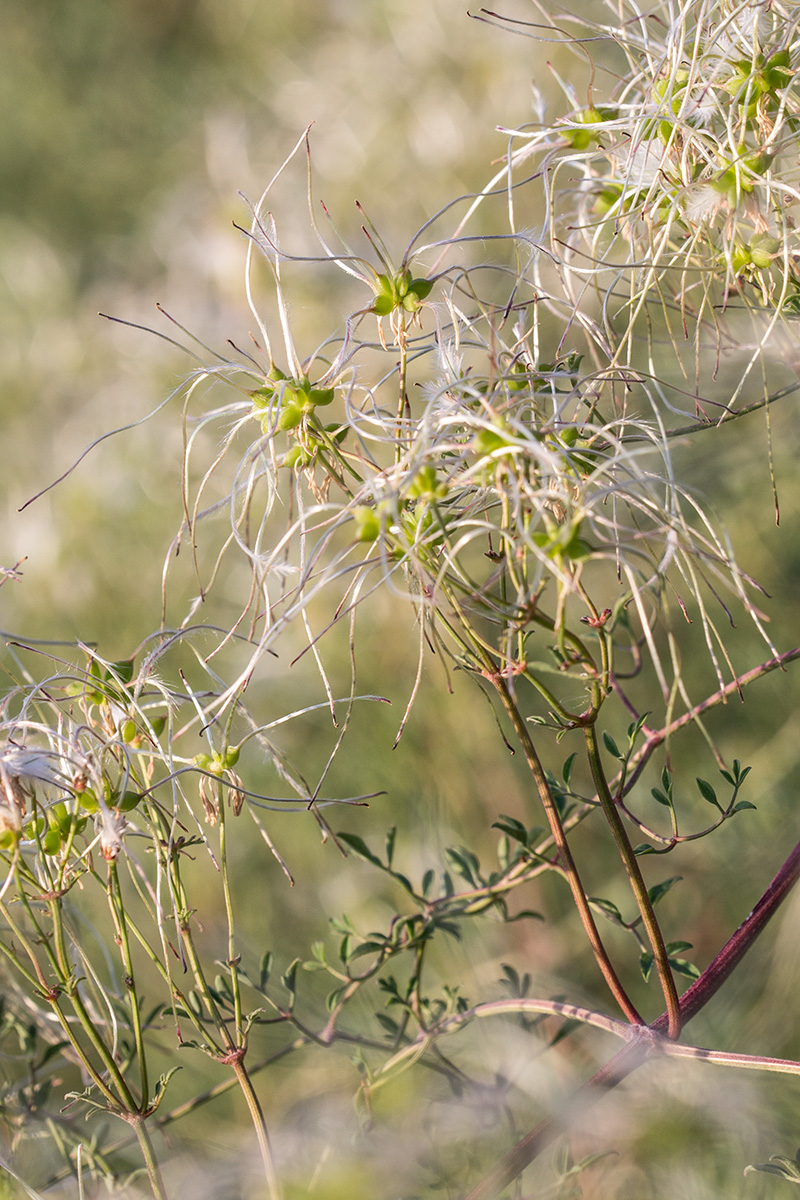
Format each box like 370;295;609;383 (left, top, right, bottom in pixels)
3;1;800;1197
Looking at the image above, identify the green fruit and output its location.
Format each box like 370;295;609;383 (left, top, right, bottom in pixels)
277;401;305;431
353;506;381;543
117;791;143;812
77;789;100;814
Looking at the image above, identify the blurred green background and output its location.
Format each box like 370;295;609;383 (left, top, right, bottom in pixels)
3;2;800;1197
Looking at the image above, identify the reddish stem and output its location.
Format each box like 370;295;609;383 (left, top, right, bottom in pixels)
461;838;800;1200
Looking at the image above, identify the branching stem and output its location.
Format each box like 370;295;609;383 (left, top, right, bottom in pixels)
462;836;800;1199
584;724;682;1038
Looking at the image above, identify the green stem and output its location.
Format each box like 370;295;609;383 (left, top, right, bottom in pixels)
489;672;643;1027
85;861;213;1049
229;1055;282;1200
395;336;409;463
56;932;140;1110
128;1112;169;1200
0;904;122;1109
167;853;230;1055
108;860;150;1103
5;867;138;1110
585;724;682;1039
218;785;245;1043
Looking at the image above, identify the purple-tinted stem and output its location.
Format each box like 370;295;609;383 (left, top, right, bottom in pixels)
461;838;800;1200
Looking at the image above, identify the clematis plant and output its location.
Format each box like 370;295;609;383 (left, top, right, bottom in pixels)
4;0;800;1196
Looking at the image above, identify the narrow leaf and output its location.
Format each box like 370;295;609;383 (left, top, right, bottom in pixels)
696;777;721;809
602;731;623;760
337;832;383;868
589;896;623;923
647;876;682;906
385;825;396;867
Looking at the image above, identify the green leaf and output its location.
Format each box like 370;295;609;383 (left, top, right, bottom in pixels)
259;951;273;990
385;825;397;868
151;1065;181;1106
375;1012;399;1036
499;963;530;996
506;909;544;923
337;832;383;868
696;777;721;809
651;787;671;808
732;800;757;813
107;658;135;686
746;1152;800;1183
497;834;511;870
377;975;402;1001
627;711;650;745
444;846;480;886
493;816;528;844
589;896;623;923
633;842;658;855
647;876;681;906
281;958;300;994
348;940;387;962
668;955;701;980
642;942;699;982
329;914;357;935
326;986;346;1012
602;731;623;760
562;752;577;786
149;715;167;738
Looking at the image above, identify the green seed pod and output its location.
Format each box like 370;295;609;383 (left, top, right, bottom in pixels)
25;817;46;840
277;400;305;432
249;386;274;409
407;467;447;502
41;828;62;856
283;444;314;470
371;292;396;316
566;108;605;150
77;789;100;814
353;506;381;543
408;276;434;301
749;234;781;270
474;427;514;457
117;791;143;812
